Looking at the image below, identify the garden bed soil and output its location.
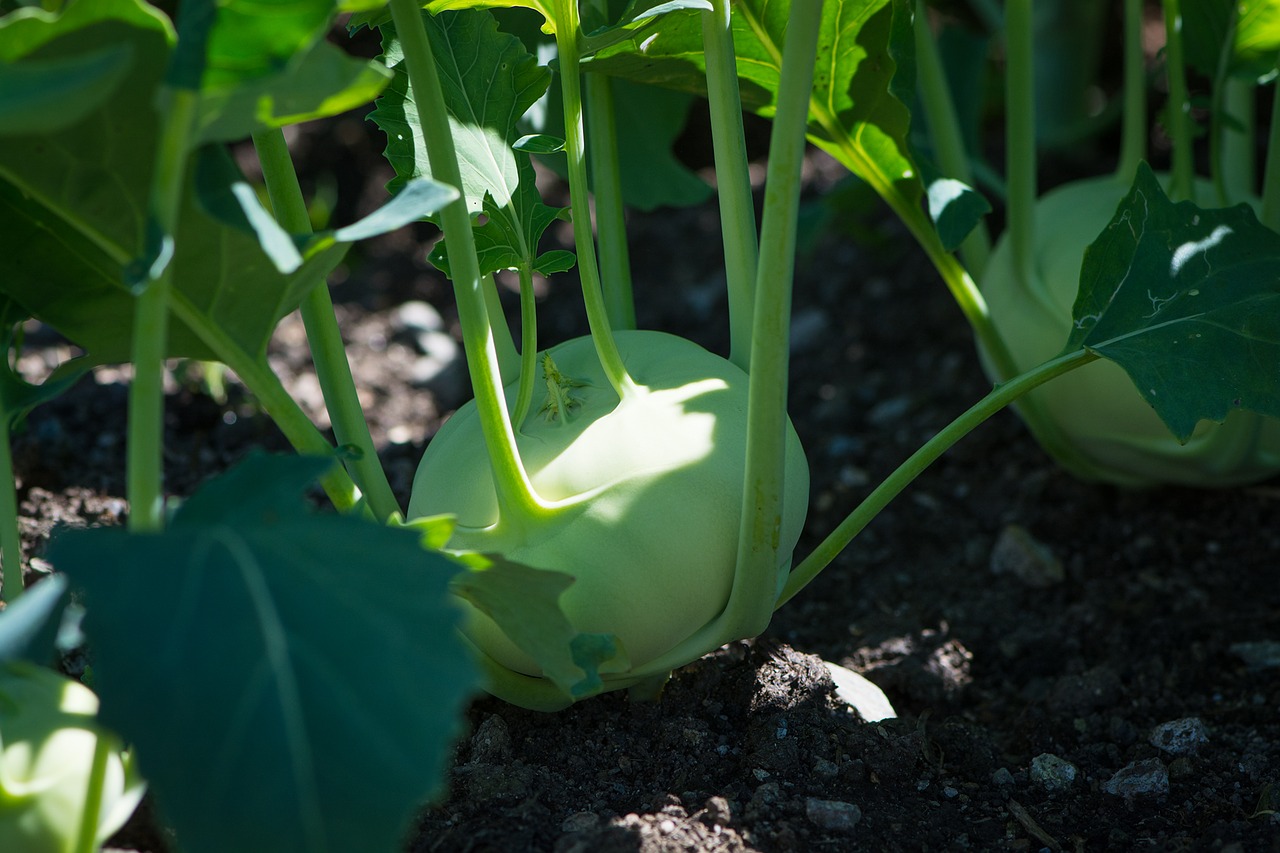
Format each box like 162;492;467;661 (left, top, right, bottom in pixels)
10;115;1280;852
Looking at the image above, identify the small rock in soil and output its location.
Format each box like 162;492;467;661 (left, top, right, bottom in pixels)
1103;758;1170;798
804;797;862;832
989;524;1063;587
1030;753;1078;793
1149;717;1209;755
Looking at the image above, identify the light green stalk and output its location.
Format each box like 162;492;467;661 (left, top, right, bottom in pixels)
583;57;636;329
778;347;1098;606
913;0;991;278
0;409;21;600
549;0;636;399
1263;81;1280;231
723;0;824;642
128;88;199;533
1163;0;1195;202
1220;77;1255;204
252;128;400;522
388;0;546;523
70;738;111;853
165;290;361;511
1116;0;1147;185
701;0;759;371
1004;0;1036;291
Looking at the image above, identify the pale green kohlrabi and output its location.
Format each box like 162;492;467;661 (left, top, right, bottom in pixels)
980;174;1280;487
408;330;809;681
0;661;145;853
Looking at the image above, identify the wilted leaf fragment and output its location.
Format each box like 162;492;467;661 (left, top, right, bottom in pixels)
50;454;480;853
1069;163;1280;442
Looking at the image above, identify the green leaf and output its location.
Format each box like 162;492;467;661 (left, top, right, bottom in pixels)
0;298;89;428
587;0;925;223
450;554;629;700
1068;163;1280;442
50;453;479;853
371;8;550;209
331;176;461;241
197;147;458;273
1234;0;1280;78
0;5;346;363
429;157;570;277
0;574;69;665
0;41;133;134
195;39;393;143
919;159;990;252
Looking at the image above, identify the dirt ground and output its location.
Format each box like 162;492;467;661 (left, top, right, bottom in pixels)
10;108;1280;852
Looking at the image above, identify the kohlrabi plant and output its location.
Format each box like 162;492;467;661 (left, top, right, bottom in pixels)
3;0;1280;850
919;0;1280;486
0;578;145;853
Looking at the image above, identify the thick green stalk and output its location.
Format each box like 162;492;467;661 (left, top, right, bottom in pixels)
1004;0;1036;291
1163;0;1195;202
388;0;546;522
0;411;21;600
71;738;111;853
778;348;1098;606
584;70;636;329
1219;77;1255;204
481;273;520;382
252;128;400;522
723;0;824;642
1262;82;1280;230
913;0;991;278
510;265;539;426
550;0;635;399
165;290;360;511
1208;5;1243;206
128;88;199;533
701;0;759;371
1116;0;1147;184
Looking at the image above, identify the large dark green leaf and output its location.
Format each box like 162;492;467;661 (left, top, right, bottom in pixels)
0;2;346;363
0;41;133;134
1068;163;1280;441
50;454;479;853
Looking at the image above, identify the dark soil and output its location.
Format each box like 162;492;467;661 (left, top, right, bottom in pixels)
10;111;1280;852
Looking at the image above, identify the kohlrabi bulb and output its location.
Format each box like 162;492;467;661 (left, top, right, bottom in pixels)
409;330;809;681
0;661;145;853
980;174;1280;487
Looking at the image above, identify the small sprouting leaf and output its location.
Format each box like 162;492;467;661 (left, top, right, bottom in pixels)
534;249;577;275
1067;163;1280;442
919;160;991;252
50;453;480;853
0;42;133;135
450;554;629;701
371;8;551;209
513;133;565;153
